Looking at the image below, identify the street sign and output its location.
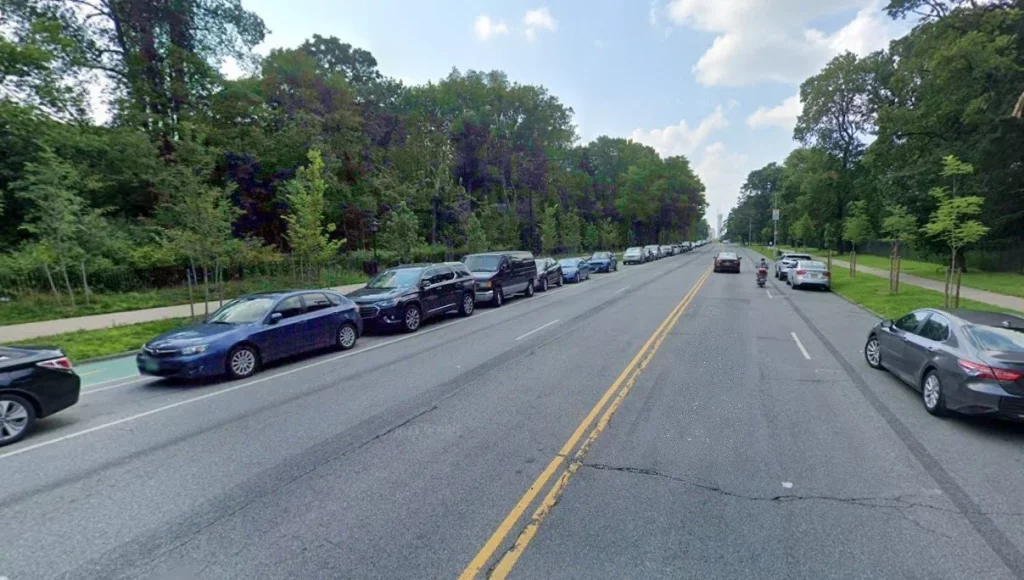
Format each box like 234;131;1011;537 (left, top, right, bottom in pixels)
772;209;780;221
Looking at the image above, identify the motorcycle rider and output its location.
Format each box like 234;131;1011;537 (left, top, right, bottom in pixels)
756;257;769;284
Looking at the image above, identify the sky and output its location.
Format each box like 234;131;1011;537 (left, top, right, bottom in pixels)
232;0;908;222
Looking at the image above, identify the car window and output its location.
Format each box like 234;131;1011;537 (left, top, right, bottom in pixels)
420;267;441;285
273;295;305;319
326;293;345;306
434;266;456;283
969;325;1024;353
303;292;334;313
919;315;950;342
800;261;827;270
894;311;929;334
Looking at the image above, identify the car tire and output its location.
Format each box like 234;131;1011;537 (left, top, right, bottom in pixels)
492;287;504;307
864;335;883;369
458;292;475;317
226;345;259;379
525;281;535;297
922;370;947;416
540;277;548;292
556;274;563;287
337;323;358;351
403;304;422;332
0;393;36;447
613;263;618;271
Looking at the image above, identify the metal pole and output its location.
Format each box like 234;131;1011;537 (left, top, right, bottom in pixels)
771;183;778;252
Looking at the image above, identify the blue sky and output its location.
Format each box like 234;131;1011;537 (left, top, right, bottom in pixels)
237;0;906;221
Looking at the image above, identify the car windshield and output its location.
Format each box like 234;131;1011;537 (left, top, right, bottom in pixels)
367;268;423;289
591;252;610;259
559;259;578;268
207;296;277;324
969;326;1024;353
465;255;501;272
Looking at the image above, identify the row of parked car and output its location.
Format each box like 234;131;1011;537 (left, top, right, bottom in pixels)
623;240;707;264
773;251;831;290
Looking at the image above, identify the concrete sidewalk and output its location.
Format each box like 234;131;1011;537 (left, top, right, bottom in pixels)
825;257;1024;312
0;283;367;343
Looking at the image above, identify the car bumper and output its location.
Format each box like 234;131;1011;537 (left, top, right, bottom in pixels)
136;351;224;379
793;275;830;288
945;379;1024;420
475;290;495;302
356;303;406;327
33;370;81;418
591;263;611;272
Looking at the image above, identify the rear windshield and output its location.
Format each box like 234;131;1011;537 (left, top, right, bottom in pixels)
718;253;737;259
968;325;1024;353
786;254;812;260
799;261;827;269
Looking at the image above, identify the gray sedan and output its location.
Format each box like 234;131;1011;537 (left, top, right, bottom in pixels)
787;260;831;290
864;309;1024;418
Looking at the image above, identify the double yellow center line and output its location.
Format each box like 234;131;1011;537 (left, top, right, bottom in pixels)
459;265;713;579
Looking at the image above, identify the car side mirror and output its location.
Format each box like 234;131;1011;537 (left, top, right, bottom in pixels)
268;312;283;325
419;280;430;289
881;319;893;329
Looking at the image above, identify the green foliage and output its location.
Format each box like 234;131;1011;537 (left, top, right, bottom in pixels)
599;219;621;249
282;149;345;273
560;209;583;253
842;200;874;247
462;212;489;254
881;204;919;245
539;205;559;255
583;222;600;251
379;201;421;260
789;214;816;247
923;156;989;252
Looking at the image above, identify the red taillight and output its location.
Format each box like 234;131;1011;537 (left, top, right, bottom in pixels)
795;269;807;276
958;359;1022;382
715;260;720;266
37;356;73;370
822;272;831;278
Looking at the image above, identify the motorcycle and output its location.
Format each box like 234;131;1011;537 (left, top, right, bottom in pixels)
756;266;768;288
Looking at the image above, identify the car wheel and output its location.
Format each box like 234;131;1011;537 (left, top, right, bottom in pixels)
613;263;618;271
227;345;259;379
492;287;504;307
525;280;535;297
0;394;35;447
556;274;563;287
403;304;422;332
337;323;358;350
540;277;548;292
922;370;946;416
864;335;883;369
459;292;475;317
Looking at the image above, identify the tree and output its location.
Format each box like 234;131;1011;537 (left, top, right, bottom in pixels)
599;219;621;250
922;155;989;307
282;149;345;283
539;205;559;255
379;201;421;261
881;204;918;293
11;148;91;306
583;222;600;251
842;200;874;277
561;209;583;254
462;212;488;253
789;214;816;249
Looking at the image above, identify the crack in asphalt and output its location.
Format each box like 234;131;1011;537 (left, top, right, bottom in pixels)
581;465;1024;524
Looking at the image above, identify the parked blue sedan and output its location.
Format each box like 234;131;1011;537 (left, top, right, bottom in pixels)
137;290;362;380
559;258;591;283
587;251;618;273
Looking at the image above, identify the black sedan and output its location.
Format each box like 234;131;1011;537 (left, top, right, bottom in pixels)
713;252;741;273
0;346;80;446
534;258;563;291
587;251;618;273
348;263;476;333
865;309;1024;418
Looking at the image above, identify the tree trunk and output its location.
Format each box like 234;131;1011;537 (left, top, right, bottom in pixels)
827;249;833;275
59;258;76;307
946;249;956;309
954;268;963;309
216;258;224;307
849;247;857;278
186;267;195;321
895;254;902;293
203;265;210;317
43;263;61;306
80;260;91;305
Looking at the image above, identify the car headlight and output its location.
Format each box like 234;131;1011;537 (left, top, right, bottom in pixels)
179;344;208;356
375;297;399;307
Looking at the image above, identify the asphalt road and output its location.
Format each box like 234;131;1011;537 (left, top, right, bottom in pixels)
5;244;1024;580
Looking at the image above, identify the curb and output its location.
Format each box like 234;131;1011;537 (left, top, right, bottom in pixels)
78;349;139;364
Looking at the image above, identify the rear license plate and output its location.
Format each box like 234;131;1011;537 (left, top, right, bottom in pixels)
810;273;819;279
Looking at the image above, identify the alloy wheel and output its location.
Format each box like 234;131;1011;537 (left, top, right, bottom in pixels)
865;338;881;368
463;294;475;315
405;306;421;331
923;374;942;412
0;399;30;443
230;348;257;378
338;324;357;350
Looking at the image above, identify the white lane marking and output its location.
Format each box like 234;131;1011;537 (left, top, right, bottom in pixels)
0;256;682;461
515;320;561;341
766;290;773;299
791;332;811;360
79;370;101;377
782;481;793;489
614;286;631;294
83;373;143;388
81;377;152;395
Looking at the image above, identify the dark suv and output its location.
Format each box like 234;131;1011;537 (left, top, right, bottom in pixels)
347;263;476;332
464;251;536;307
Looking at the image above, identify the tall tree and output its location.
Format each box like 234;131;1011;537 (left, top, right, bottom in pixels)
282;149;345;283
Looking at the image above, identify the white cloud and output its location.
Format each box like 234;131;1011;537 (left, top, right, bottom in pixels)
666;0;894;86
747;93;802;131
524;7;558;42
474;15;510;41
694;142;750;223
629;104;731;158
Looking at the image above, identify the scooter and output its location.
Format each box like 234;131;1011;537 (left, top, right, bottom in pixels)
756;266;768;288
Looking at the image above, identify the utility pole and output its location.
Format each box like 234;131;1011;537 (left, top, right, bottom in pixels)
770;182;778;252
748;216;753;246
